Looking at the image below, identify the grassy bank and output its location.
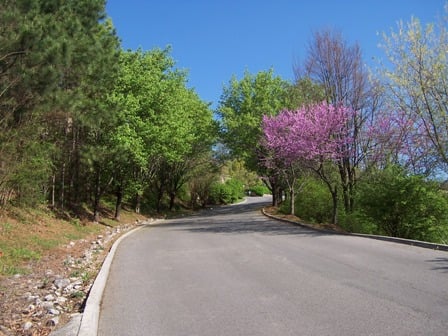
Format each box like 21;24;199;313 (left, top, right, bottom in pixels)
0;204;147;276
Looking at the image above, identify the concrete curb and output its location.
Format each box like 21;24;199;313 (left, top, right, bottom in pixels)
261;208;448;252
76;219;162;336
76;225;145;336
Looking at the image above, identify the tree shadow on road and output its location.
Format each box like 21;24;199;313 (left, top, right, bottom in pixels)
426;257;448;273
179;218;327;237
146;198;331;238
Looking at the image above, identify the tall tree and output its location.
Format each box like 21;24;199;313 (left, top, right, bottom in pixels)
107;49;172;218
0;0;120;215
297;29;380;213
217;70;290;205
0;0;62;205
262;102;356;224
217;69;290;170
111;49;216;213
379;8;448;175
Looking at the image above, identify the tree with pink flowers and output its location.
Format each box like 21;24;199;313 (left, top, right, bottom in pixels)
261;102;356;224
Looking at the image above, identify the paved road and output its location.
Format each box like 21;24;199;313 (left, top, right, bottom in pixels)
98;196;448;336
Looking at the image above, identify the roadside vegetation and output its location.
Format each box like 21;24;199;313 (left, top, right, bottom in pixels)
0;0;447;282
218;8;448;244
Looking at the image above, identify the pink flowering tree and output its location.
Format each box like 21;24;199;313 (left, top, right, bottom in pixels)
366;109;439;176
261;102;355;224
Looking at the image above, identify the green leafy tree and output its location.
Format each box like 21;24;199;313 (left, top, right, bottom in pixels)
107;49;172;218
188;158;219;208
153;85;216;211
356;166;448;243
217;69;290;170
217;70;291;205
111;49;216;213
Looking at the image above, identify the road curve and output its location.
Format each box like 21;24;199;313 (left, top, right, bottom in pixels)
98;196;448;336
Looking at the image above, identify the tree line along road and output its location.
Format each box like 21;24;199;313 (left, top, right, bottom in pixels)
98;196;448;336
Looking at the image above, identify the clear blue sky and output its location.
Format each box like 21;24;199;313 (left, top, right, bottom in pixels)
106;0;446;108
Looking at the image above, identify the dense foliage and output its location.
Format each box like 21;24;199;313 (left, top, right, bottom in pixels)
1;1;447;244
261;102;355;223
0;0;217;219
355;166;448;243
209;178;245;205
223;7;448;243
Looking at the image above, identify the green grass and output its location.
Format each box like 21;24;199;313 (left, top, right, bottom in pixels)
1;222;13;234
31;236;59;250
9;247;41;260
0;246;40;275
0;201;147;276
0;264;30;276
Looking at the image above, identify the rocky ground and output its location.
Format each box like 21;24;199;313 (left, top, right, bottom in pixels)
0;221;142;336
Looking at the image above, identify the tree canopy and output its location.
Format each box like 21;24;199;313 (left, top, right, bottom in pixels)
0;0;217;218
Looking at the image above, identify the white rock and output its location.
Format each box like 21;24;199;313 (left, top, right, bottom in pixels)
57;296;68;304
27;295;39;302
42;301;54;310
44;294;55;301
48;308;60;316
23;321;33;330
54;278;71;290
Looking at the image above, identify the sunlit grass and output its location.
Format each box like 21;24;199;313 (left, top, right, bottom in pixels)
0;202;146;276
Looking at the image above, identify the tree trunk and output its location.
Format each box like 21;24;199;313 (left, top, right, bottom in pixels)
51;174;55;207
135;193;141;214
339;159;356;214
262;175;279;206
156;187;164;213
289;187;295;215
317;163;339;225
338;161;350;214
271;182;281;207
60;162;65;210
114;185;123;221
93;168;101;223
272;186;279;207
169;192;176;211
331;186;338;225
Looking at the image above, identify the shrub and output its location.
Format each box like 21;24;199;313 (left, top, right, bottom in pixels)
294;178;333;223
209;178;244;205
355;165;448;243
248;183;270;196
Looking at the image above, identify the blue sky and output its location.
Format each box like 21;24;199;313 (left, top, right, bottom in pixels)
106;0;446;108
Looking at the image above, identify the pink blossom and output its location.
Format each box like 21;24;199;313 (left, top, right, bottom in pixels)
261;102;355;165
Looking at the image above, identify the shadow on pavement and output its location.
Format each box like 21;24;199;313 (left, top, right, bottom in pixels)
146;197;330;238
426;257;448;273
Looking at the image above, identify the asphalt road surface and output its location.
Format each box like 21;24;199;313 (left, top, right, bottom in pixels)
98;196;448;336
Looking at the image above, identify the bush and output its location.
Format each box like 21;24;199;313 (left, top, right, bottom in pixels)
247;183;270;196
355;165;448;243
339;211;377;234
294;178;333;223
209;178;244;205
